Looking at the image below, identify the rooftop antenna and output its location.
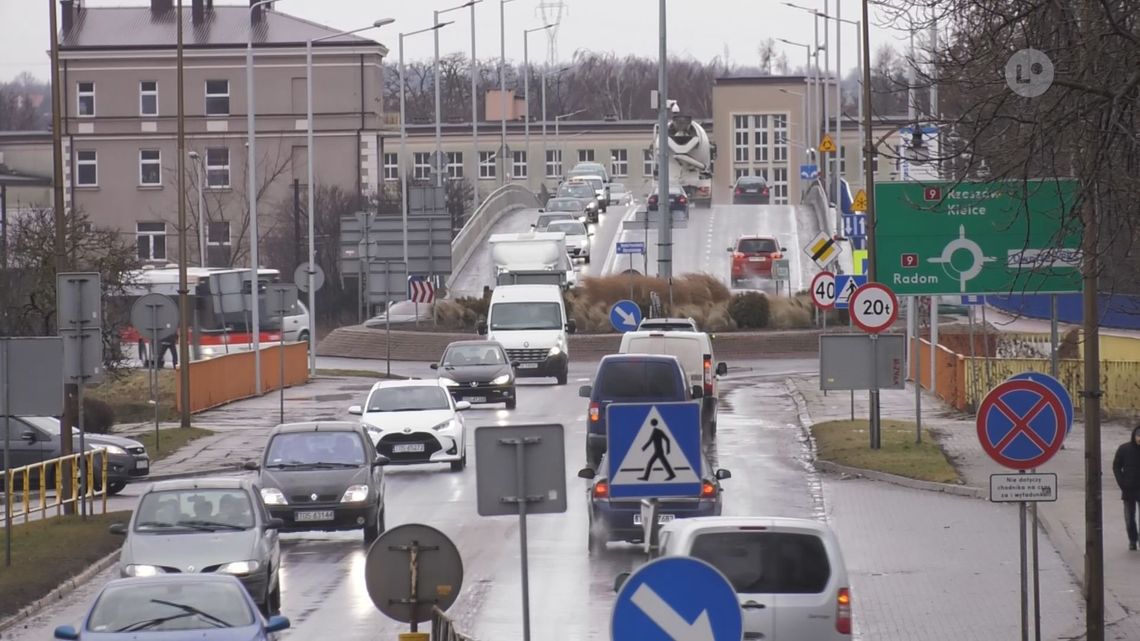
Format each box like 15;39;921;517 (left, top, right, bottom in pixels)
537;0;566;64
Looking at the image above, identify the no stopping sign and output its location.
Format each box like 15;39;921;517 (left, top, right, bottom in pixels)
849;283;899;333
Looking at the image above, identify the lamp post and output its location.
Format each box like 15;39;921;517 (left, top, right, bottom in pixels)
435;2;480;191
554;109;585;179
779;38;818;150
307;19;394;377
401;22;454;264
542;66;571;184
499;0;519;186
470;1;481;209
187;150;206;267
523;24;555;188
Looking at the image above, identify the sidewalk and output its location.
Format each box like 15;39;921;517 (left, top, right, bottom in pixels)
790;376;1140;641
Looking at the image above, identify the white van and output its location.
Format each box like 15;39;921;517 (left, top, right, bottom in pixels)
477;284;575;384
618;330;726;435
653;517;853;640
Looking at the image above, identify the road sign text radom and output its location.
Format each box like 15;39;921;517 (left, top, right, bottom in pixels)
873;180;1082;296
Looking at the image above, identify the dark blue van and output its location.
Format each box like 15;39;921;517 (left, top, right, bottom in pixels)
578;354;702;468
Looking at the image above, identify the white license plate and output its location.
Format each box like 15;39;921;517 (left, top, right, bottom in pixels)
295;510;334;522
136;459;149;470
393;443;425;453
633;514;675;526
467;396;486;403
748;256;767;262
518;363;539;369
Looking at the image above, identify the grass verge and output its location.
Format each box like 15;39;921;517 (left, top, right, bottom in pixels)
87;370;177;424
0;510;130;619
810;419;961;484
131;426;215;462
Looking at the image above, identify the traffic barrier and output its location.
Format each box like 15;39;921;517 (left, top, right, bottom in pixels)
447;184;541;290
2;449;109;523
431;607;474;641
174;342;309;414
909;337;967;410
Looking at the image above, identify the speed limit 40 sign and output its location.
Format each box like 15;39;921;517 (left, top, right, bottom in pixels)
810;271;836;309
849;283;899;333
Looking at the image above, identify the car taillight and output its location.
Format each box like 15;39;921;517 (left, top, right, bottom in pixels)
589;402;600;422
771;252;782;259
703;355;713;396
678;195;688;204
648;195;658;205
700;480;716;498
593;480;609;498
836;587;852;634
732;252;745;259
762;187;770;195
734;187;742;195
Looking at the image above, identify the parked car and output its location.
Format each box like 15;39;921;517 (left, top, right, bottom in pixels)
52;575;290;640
0;416;149;495
546;219;591;262
431;340;517;409
577;453;730;552
110;478;282;614
534;212;576;231
247;421;388;543
645;517;854;640
578;354;702;468
728;235;786;287
618;330;727;436
350;380;470;471
637;317;699;332
544;196;598;224
732;175;771;204
646;185;690;220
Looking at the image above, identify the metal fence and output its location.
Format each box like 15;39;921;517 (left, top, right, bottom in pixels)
2;449;109;522
431;606;474;641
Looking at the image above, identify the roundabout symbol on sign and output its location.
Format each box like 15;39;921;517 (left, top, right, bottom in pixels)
810;271;836;309
976;378;1066;470
849;283;899;333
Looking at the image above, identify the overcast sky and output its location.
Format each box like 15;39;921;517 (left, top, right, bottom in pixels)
0;0;908;83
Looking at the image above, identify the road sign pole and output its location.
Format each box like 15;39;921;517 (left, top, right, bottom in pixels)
870;333;880;448
1019;470;1029;641
385;262;392;378
151;319;161;453
629;254;634;299
279;302;286;426
914;298;922;444
3;340;11;567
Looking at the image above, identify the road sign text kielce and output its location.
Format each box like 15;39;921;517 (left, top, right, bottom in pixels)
873;179;1082;295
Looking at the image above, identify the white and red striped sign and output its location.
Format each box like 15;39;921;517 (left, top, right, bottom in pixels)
408;278;436;303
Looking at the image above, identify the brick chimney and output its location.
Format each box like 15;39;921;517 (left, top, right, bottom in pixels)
191;0;204;24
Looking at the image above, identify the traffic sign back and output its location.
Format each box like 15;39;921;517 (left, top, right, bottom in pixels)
606;402;702;499
977;378;1066;470
612;556;742;641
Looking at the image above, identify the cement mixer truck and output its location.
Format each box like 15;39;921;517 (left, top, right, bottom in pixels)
650;111;716;207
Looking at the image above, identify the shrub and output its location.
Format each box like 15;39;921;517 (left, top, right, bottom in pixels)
769;294;814;329
454;296;489;321
669;303;737;332
728;292;770;329
433;299;476;330
82;397;116;434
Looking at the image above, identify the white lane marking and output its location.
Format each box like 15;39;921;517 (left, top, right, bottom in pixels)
630;583;716;641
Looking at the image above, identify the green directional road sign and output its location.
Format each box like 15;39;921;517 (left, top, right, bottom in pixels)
874;179;1082;295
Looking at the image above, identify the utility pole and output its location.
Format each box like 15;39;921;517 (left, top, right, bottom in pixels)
655;0;671;280
859;0;881;443
176;0;191;429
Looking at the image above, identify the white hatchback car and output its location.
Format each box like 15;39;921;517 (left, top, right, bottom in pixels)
652;517;853;640
348;380;470;471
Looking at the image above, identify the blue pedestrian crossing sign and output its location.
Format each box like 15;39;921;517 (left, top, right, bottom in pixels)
606;402;702;499
835;274;867;310
609;300;643;333
612;556;743;641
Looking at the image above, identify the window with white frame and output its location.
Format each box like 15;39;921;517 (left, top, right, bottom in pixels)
610;149;628;177
773;115;788;162
205;80;230;116
752;115;769;163
383;153;398;181
205;147;230;188
136;222;167;261
139;81;158;117
207;221;230;246
76;150;97;186
479;151;496;179
643;148;654;176
413;152;431;180
77;81;95;117
446;151;464;180
734;168;750;181
512;151;527;179
771;167;789;204
577;149;594;163
733;115;750;163
545;150;562;178
139;149;161;186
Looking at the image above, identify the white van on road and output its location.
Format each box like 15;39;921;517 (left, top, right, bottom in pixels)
618;330;726;435
478;284;575;385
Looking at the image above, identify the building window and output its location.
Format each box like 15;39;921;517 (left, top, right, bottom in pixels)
479;151;496;179
77;81;95;117
545;150;562;178
75;150;97;186
512;151;527;179
205;147;230;188
205;80;230;116
771;167;789;204
643;148;654;176
207;221;230;246
773;114;788;162
140;81;158;117
139;149;161;186
447;152;464;180
733;115;750;163
839;145;847;175
610;149;628;177
383;153;398;181
577;149;594;163
413;152;431;180
752;115;769;163
136;222;167;261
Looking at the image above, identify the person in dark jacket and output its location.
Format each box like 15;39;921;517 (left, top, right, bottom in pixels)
1112;425;1140;550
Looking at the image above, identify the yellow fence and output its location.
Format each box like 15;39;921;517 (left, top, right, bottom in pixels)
961;357;1140;413
2;449;109;523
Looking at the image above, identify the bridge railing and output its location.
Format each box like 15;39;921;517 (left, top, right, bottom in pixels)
448;184;540;290
431;606;475;641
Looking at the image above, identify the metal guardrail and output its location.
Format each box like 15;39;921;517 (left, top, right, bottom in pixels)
431;606;474;641
2;449;109;522
447;184;541;290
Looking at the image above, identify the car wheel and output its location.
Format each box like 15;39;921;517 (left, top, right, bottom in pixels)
506;397;517;410
269;581;282;614
298;330;310;344
450;455;466;472
107;480;127;496
556;370;568;385
584;255;591;264
364;508;383;543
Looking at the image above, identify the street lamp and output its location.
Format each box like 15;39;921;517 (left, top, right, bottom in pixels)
554;108;585;179
499;0;519;186
434;2;480;192
187;150;206;267
779;38;821;150
401;22;454;263
785;2;837;202
523;24;555;188
542;66;571;184
306;18;394;377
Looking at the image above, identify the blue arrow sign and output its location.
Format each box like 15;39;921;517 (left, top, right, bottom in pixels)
842;214;867;239
1009;372;1074;436
800;164;819;180
616;241;646;255
609;300;643;332
606;402;702;499
612;556;742;641
834;274;867;310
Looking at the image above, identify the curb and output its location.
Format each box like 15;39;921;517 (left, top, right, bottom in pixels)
0;549;120;634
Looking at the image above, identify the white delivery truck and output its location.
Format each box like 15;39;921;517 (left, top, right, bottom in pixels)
477;284;575;384
489;231;575;288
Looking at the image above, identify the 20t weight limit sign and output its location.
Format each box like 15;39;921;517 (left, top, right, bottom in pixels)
850;283;899;333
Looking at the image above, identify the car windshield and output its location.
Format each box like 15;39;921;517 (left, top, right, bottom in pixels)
547;221;587;236
366;386;451;412
737;177;766;187
265;431;367;467
546;199;582;211
610;183;626;193
596;361;680;398
443;345;506;367
738;238;778;253
639;322;695;331
689;531;831;594
537;214;572;228
490;302;563;330
560;185;595;199
134;489;255;532
86;581;253;632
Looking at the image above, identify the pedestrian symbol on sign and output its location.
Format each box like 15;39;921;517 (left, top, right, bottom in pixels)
638;419;676;481
608;404;700;495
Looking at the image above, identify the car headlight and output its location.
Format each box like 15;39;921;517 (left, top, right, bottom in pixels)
123;564;165;577
260;488;288;505
579;239;589;248
439;377;459;387
491;374;511;385
340;485;370;503
549;345;562;356
430;419;457;432
101;444;127;455
217;560;261;576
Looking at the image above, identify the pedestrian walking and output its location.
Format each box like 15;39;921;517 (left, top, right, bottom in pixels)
1112;425;1140;550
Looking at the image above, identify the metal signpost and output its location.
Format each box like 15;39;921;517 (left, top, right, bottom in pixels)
611;556;742;641
609;300;643;333
605;402;702;500
129;294;179;451
848;283;900;450
474;423;567;641
56;272;103;518
293;261;325;377
772;258;791;295
616;242;646;298
266;284;299;425
364;523;464;636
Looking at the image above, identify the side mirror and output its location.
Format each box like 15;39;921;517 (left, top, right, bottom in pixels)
613;572;631;593
53;626;80;641
430;363;439;370
348;405;363;416
716;362;728;376
715;468;732;480
266;517;285;530
577;467;596;480
455;401;472;411
691;385;704;399
373;454;390;467
108;523;127;536
476;320;488;335
578;385;592;398
538;208;545;213
780;246;788;252
725;247;733;253
20;431;36;443
265;615;291;633
566;319;577;334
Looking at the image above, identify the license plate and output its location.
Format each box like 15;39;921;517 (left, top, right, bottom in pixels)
749;256;767;262
136;459;149;471
393;443;425;453
295;510;334;522
518;363;539;369
633;514;675;526
746;188;759;193
467;396;486;403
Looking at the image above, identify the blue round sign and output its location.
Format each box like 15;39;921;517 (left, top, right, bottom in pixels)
612;556;742;641
1008;372;1073;436
609;299;643;333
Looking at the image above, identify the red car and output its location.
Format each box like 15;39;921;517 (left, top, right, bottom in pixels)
729;235;785;286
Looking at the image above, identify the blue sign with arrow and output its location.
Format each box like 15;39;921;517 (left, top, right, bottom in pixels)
606;402;702;499
609;300;643;333
612;556;743;641
616;242;646;255
800;164;819;180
